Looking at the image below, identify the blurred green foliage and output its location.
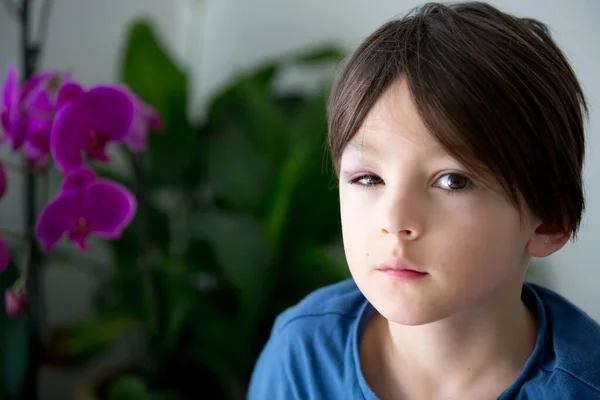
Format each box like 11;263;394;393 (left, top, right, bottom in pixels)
0;258;30;399
51;19;349;399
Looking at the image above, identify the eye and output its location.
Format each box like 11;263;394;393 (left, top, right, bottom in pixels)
349;175;383;187
436;173;472;191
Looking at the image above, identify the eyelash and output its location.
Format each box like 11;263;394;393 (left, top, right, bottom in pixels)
348;172;473;193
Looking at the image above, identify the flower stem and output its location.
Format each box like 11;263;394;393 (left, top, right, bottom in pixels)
21;241;32;296
20;1;45;398
37;0;54;53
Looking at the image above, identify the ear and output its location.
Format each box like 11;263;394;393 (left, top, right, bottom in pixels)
526;220;572;258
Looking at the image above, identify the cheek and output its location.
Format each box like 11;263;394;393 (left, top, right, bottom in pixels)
340;192;378;267
435;203;527;276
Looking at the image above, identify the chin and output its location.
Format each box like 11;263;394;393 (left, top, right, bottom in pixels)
353;273;451;327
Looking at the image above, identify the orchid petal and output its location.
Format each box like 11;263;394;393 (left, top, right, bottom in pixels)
68;229;89;250
1;111;10;134
50;101;91;172
82;85;135;141
61;166;97;192
83;180;136;238
20;70;57;101
5;289;20;317
124;100;163;151
36;190;81;252
5;288;28;318
1;64;19;134
1;64;18;113
56;80;85;110
0;235;9;272
25;125;51;158
9;114;28;150
86;140;110;162
25;84;53;115
24;142;49;165
24;88;53;159
139;102;163;130
124;114;147;151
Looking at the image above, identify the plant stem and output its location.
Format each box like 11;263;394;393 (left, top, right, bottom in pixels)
37;0;53;53
20;1;45;399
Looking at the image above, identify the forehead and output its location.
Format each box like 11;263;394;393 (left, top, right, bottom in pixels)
345;80;449;159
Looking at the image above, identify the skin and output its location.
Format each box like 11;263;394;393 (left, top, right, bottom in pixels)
338;79;570;399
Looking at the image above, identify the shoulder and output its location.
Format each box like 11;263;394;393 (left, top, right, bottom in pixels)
272;278;366;332
247;279;367;399
526;282;600;396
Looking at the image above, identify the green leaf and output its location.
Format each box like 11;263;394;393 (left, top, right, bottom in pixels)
206;63;278;126
156;258;193;352
120;20;187;129
109;199;170;273
289;44;347;64
307;242;350;280
52;316;135;365
235;78;286;154
205;63;287;157
119;20;196;189
0;258;29;397
205;125;272;210
188;210;271;347
188;210;270;295
284;89;340;242
106;375;148;400
264;89;338;252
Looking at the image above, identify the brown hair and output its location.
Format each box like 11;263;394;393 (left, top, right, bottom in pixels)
327;1;588;237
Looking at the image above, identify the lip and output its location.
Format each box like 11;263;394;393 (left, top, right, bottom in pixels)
377;258;428;281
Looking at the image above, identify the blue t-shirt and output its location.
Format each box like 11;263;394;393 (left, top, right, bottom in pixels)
247;279;600;399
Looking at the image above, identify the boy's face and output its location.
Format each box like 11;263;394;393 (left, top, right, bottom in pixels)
338;80;541;326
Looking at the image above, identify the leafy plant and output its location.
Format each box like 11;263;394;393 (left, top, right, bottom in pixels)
50;19;349;399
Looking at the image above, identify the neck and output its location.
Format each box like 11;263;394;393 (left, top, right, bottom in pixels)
377;283;538;397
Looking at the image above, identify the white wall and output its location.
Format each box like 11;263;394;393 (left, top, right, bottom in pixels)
1;0;599;396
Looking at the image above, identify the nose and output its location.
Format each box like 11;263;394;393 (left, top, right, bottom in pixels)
379;187;424;241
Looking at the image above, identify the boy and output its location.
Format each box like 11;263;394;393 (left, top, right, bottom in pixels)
248;2;600;399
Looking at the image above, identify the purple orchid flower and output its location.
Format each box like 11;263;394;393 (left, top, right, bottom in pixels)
1;64;58;153
50;81;136;172
0;234;9;272
124;99;163;151
23;71;77;164
22;84;55;164
1;64;21;146
36;166;136;251
5;286;28;318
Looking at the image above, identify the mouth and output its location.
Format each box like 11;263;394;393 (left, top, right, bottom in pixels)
377;257;428;281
